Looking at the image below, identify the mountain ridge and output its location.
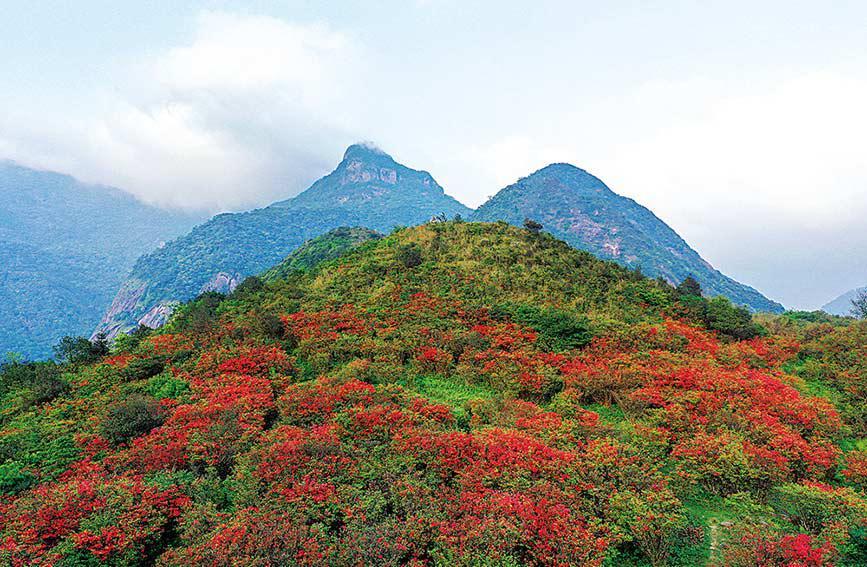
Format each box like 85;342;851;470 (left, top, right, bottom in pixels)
90;146;785;345
93;145;471;339
471;162;784;313
0;162;202;358
823;285;866;316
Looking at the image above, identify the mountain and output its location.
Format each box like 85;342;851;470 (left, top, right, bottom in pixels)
94;144;471;338
0;162;202;359
472;163;784;313
822;286;865;316
2;221;859;566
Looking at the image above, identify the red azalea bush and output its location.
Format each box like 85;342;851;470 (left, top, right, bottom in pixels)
0;461;189;565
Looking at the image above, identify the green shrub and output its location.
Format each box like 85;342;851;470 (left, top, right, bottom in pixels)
121;357;166;382
147;373;191;401
705;296;764;340
396;244;423;268
101;394;165;446
0;461;34;494
494;303;592;350
254;311;286;341
769;482;867;533
0;361;69;408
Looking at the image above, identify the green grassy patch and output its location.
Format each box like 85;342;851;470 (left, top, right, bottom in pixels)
404;375;495;408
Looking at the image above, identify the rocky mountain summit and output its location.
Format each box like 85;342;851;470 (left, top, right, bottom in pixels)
93;145;471;339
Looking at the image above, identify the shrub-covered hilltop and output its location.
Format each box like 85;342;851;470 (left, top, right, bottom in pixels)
2;221;866;566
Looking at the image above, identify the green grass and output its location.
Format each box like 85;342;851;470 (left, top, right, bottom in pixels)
404;375;495;409
583;402;626;425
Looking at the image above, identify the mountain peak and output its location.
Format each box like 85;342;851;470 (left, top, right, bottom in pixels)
537;162;590;174
526;163;608;189
472;163;784;313
282;143;471;216
342;142;393;163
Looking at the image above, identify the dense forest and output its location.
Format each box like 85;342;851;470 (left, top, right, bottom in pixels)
1;222;865;566
0;162;201;358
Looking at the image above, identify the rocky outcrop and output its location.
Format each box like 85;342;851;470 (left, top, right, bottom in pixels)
199;272;241;294
91;279;148;340
137;301;177;329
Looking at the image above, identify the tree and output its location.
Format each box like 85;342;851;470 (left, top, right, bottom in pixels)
101;394;164;446
851;289;867;319
233;275;265;297
523;218;543;234
705;296;763;340
91;332;110;357
676;276;702;297
53;335;108;365
396;244;423;268
178;291;225;333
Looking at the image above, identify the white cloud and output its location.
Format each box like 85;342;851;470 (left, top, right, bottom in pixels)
454;71;867;308
2;7;865;309
153;12;347;95
1;11;360;212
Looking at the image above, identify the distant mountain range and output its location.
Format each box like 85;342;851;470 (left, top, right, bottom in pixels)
0;162;202;359
822;286;866;316
2;145;785;357
473;163;784;313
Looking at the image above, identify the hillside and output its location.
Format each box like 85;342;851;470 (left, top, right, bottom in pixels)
262;226;382;282
823;286;866;316
94;145;471;340
0;162;202;359
472;164;784;313
1;222;862;566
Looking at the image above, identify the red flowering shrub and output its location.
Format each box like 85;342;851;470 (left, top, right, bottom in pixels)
0;462;188;565
148;333;194;356
842;450;867;489
744;533;835;566
563;320;842;494
197;345;294;380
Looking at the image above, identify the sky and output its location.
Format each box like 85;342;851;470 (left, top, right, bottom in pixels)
1;0;866;310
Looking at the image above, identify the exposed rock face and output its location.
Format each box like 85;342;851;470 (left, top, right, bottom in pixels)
472;163;784;313
91;281;144;340
99;280;147;324
137;302;177;329
199;272;241;294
